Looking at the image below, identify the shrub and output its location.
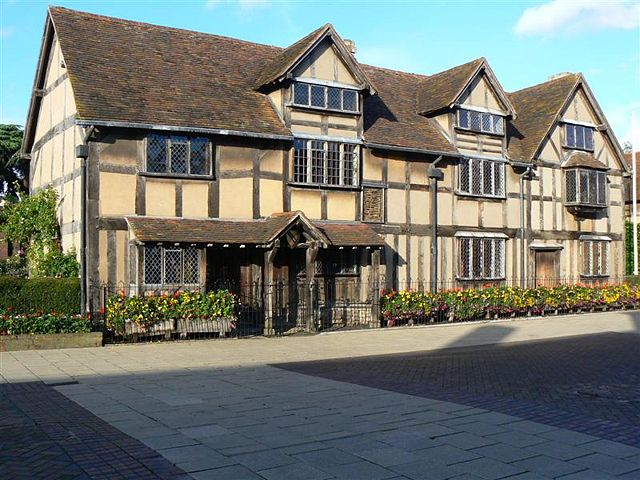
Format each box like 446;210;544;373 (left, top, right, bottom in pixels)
0;311;90;335
0;275;80;314
106;289;237;334
0;255;27;277
381;283;640;325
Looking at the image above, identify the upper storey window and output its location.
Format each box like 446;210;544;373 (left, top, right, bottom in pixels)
146;134;211;176
565;168;606;207
293;139;358;187
458;157;505;199
292;82;359;113
457;108;504;135
564;123;594;151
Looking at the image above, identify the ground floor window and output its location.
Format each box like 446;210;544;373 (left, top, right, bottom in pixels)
458;237;505;280
144;245;200;286
581;240;609;277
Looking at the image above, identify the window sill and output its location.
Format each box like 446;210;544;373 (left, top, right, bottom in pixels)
288;104;361;117
456;277;506;282
454;126;504;138
455;191;506;201
562;145;595;153
580;275;610;279
288;182;360;191
140;172;214;181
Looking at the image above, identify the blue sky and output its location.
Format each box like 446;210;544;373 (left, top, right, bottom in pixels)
1;0;638;143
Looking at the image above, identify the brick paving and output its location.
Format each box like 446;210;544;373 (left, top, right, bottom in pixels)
0;381;188;480
277;332;640;447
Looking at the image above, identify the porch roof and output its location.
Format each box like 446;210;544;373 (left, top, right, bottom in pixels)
125;213;384;247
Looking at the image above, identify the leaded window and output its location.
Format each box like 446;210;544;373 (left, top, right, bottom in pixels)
293;139;359;186
458;157;505;198
457;109;504;135
458;237;505;280
565;168;607;207
581;240;609;277
565;123;594;150
143;246;200;285
316;250;359;276
145;134;211;175
292;82;360;113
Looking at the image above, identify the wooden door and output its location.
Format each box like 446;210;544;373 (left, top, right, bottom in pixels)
535;250;559;287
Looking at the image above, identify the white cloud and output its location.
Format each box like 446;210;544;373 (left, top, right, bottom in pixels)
205;0;270;10
514;0;640;36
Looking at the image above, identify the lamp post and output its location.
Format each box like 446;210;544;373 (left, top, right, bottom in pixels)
428;159;444;292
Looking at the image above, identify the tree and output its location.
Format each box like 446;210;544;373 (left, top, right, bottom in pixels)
623;141;633;154
0;124;27;200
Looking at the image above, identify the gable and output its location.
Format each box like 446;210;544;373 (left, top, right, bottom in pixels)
459;74;508;114
292;37;358;86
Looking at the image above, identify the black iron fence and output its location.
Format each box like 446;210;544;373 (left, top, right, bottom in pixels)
87;275;639;344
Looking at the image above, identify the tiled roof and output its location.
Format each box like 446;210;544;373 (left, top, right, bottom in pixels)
562;151;609;170
47;6;454;154
507;74;579;162
415;58;484;115
126;213;384;247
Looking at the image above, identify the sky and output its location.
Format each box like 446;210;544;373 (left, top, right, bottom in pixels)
1;0;639;144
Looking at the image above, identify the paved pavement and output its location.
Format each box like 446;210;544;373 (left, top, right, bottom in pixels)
1;311;640;479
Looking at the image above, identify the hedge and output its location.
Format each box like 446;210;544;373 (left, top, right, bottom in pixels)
0;311;90;335
0;276;81;314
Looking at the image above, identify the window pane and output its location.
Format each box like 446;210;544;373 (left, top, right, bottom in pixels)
293;139;308;183
494;162;505;196
458;110;469;129
164;249;182;284
327;87;341;110
327;142;340;185
144;246;162;284
472;239;482;278
566;169;577;202
310;85;325;107
293;83;309;105
343;144;356;186
579;170;589;203
582;241;592;275
190;138;208;175
575;126;585;149
459;238;470;278
170;136;188;174
495;239;505;278
585;127;594;150
342;90;357;111
311;140;325;183
588;170;598;204
470;111;481;131
471;159;482;195
459;158;470;193
566;124;575;147
147;135;167;173
483;160;493;195
183;247;199;284
481;113;492;132
493;115;503;134
483;239;493;278
597;171;606;205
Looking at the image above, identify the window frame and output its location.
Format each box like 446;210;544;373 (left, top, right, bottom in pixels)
457;157;506;199
456;108;504;135
457;236;506;281
144;134;213;178
564;167;607;207
143;245;200;287
580;240;610;278
292;138;360;188
564;122;595;151
291;81;360;114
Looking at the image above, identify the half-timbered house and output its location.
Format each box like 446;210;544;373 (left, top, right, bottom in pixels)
23;7;629;331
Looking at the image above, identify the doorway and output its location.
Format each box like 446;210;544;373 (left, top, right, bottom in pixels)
534;249;560;287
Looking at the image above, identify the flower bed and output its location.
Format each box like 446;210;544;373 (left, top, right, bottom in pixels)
106;289;237;337
381;283;640;326
0;309;91;335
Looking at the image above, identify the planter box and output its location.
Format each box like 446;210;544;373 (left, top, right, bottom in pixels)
125;319;175;336
176;317;235;337
0;332;103;352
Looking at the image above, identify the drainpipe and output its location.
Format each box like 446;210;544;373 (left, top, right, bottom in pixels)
75;126;95;315
428;156;444;292
519;166;533;289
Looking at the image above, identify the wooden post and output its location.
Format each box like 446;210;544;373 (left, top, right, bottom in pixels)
371;248;381;328
305;242;319;332
263;240;279;336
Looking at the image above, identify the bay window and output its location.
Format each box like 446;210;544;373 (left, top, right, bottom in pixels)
565;168;606;207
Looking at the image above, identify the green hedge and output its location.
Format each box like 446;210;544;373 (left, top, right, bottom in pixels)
0;276;80;314
0;311;90;335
